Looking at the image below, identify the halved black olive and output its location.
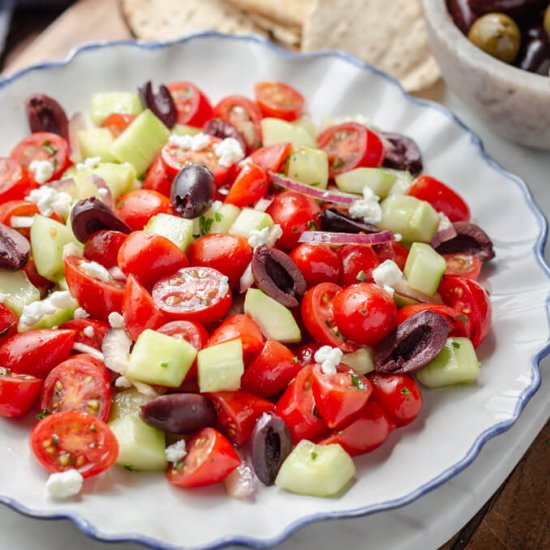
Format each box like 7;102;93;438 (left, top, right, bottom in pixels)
435;221;495;262
319;208;380;234
26;94;69;140
138;80;177;128
203;118;246;153
375;311;449;374
71;197;131;243
0;223;30;271
380;131;423;176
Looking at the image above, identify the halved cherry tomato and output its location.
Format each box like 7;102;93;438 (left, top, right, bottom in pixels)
254;81;304;121
100;113;137;137
83;230;128;269
0;159;33;203
444;253;482;280
152;266;232;324
266;191;321;250
187;233;252;289
317;123;384;177
30;410;118;477
65;256;124;321
319;399;395;456
117;231;188;287
143;155;173;197
214;95;263;151
117;189;172;231
276;365;327;443
122;275;168;341
23;258;54;298
10;132;70;183
207;314;264;362
396;303;468;338
60;319;109;351
0;303;18;345
373;241;409;271
40;356;112;421
407;175;470;222
290;243;341;288
0;199;39;239
301;282;356;352
241;340;300;398
438;276;491;347
208;390;274;446
161;136;232;186
369;373;423;427
332;283;397;346
250;143;292;172
225;162;269;207
168;81;214;127
338;244;380;286
311;364;372;429
0;368;42;418
0;329;75;378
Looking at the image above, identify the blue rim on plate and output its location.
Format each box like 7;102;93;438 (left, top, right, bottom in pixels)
1;31;549;550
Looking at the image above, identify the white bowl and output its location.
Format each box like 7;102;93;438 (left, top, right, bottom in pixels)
423;0;550;150
0;32;549;550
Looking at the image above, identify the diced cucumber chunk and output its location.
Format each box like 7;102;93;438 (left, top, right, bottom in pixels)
109;389;154;421
78;128;116;162
379;194;439;243
109;414;167;472
90;92;143;126
127;329;197;387
416;337;480;388
200;203;241;235
172;124;201;136
93;162;136;199
286;146;329;188
275;440;356;497
293;117;317;139
335;168;411;199
74;169;109;201
31;215;76;282
342;347;374;375
229;209;273;238
0;269;40;316
244;288;301;343
145;214;194;252
261;118;316;148
404;242;446;296
197;339;244;393
111;110;170;176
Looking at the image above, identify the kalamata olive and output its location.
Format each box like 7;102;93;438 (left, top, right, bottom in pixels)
0;223;30;270
319;208;380;234
447;0;479;34
71;196;131;243
375;311;449;374
517;35;550;73
435;221;495;262
251;412;292;486
138;80;177;129
170;163;216;219
140;393;217;434
470;0;547;18
251;245;306;308
468;13;521;63
26;94;69;140
380;132;423;176
203;118;247;153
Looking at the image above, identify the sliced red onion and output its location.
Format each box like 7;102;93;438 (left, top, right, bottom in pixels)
254;195;274;212
430;225;458;249
72;342;105;361
270;173;356;205
239;262;254;294
393;281;443;305
298;230;394;246
68;112;89;163
101;328;132;375
224;461;258;501
10;216;34;229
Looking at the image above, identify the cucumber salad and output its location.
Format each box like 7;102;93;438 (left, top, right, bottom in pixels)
0;80;494;500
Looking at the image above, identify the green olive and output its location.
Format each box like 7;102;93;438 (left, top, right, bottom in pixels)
468;13;521;64
544;5;550;40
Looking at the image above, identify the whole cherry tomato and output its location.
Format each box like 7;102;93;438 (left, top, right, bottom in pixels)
117;189;172;231
338;244;380;286
290;243;341;287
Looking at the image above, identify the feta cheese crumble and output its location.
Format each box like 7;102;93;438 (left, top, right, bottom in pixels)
9;216;34;229
76;156;101;171
108;311;125;329
62;242;83;260
314;346;343;375
438;212;453;231
349;187;382;224
83;326;95;338
165;440;187;463
114;376;133;389
27;186;72;218
218;275;230;299
109;266;126;281
213;138;244;167
79;260;112;283
19;291;77;329
247;224;282;250
168;133;211;152
74;307;89;319
45;469;83;500
29;159;54;184
372;259;404;297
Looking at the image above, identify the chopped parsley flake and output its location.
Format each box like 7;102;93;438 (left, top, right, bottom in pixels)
350;373;365;390
292;356;299;364
42;141;57;155
400;387;411;395
310;451;318;460
452;342;461;349
160;362;169;369
307;220;319;230
199;216;213;236
36;408;50;420
214;212;223;222
356;270;366;282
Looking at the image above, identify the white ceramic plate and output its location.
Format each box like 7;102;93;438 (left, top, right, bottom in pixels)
0;33;549;550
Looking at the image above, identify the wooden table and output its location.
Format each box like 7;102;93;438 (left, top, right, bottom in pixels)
1;1;549;548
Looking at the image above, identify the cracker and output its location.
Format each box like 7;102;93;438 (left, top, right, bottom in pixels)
223;0;315;29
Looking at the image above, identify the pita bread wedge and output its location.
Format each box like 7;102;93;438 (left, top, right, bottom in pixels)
248;13;301;48
302;0;440;92
223;0;315;29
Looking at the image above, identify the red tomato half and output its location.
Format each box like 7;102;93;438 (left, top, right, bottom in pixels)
407;176;470;222
40;356;112;421
100;113;137;137
0;369;42;418
444;253;482;280
225;162;269;207
214;95;263;151
396;304;468;338
166;427;240;488
317;123;384;177
0;200;39;239
60;319;109;351
117;189;172;231
0;329;75;378
254;81;305;121
30;410;118;477
208;390;274;446
143;155;173;197
290;244;341;288
0;303;18;345
250;143;291;172
168;81;214;127
83;230;127;269
152;266;232;324
0;158;33;203
207;314;264;362
338;244;380;286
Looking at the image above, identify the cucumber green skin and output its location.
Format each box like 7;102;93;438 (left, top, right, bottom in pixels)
261;118;316;148
0;270;40;316
404;242;446;296
335;168;410;198
342;347;374;375
18;303;76;332
416;337;480;388
145;214;195;252
244;288;302;344
89;92;143;126
197;339;244;393
286;147;329;189
229;209;273;238
78;128;116;162
109;414;167;472
275;440;356;497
